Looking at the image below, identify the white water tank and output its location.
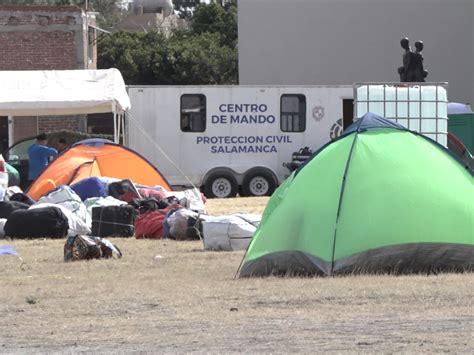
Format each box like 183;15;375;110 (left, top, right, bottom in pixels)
133;0;173;17
354;83;449;147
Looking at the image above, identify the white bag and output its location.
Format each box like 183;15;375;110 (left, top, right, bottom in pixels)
35;185;91;229
0;218;7;238
166;188;206;213
166;208;200;240
4;186;23;200
36;185;81;208
202;214;260;251
230;213;262;227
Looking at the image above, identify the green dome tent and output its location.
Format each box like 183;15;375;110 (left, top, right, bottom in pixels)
239;113;474;277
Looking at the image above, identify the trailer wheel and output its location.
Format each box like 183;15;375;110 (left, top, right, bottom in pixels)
204;172;238;198
242;168;276;197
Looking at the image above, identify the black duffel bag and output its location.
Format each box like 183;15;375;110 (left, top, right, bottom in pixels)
4;206;69;239
9;192;36;206
0;201;30;219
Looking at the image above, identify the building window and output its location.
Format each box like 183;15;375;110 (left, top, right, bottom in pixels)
281;94;306;132
181;94;206;132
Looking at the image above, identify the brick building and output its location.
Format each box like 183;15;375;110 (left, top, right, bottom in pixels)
0;5;98;150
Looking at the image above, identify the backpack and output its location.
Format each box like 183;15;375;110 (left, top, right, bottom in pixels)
64;235;122;262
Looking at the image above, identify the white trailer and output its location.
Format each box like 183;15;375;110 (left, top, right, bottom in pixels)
127;85;354;197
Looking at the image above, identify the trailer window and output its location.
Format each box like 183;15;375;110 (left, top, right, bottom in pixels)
281;94;306;132
181;94;206;132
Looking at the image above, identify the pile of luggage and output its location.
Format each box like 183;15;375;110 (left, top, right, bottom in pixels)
0;176;261;252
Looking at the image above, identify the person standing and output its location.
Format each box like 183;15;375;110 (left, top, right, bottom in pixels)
57;138;68;153
27;133;58;186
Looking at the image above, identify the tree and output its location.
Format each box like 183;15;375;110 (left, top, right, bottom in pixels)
98;30;238;85
191;2;237;46
89;0;130;31
167;31;237;84
98;31;147;84
97;2;238;85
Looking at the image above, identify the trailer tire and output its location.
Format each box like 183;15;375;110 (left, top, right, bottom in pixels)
242;168;277;197
204;172;238;198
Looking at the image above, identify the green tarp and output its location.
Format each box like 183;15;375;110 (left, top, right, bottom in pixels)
239;113;474;277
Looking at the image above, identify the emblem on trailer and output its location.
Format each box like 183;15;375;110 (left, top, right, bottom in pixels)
312;106;325;121
330;118;343;140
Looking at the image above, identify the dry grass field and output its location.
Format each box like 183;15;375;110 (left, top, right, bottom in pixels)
0;197;472;353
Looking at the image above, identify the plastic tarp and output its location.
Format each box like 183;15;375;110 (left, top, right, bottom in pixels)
0;68;130;116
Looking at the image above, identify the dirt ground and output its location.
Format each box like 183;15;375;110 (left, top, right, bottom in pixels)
0;197;472;353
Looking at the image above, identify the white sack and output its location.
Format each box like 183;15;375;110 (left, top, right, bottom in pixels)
4;186;22;200
202;214;259;251
231;213;262;227
166;188;206;213
165;208;200;240
35;185;91;228
0;218;6;238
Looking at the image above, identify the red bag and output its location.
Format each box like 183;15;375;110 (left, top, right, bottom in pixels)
134;205;179;239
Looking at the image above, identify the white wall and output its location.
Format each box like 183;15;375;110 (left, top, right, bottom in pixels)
238;0;473;105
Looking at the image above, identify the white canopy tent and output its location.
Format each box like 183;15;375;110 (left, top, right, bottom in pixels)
0;68;131;143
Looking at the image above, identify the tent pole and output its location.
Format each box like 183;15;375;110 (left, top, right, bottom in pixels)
118;112;123;145
7;115;14;147
116;111;120;144
114;112;118;143
120;113;126;146
113;101;118;143
330;121;364;276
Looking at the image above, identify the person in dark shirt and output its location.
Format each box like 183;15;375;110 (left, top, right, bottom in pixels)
27;133;58;186
58;138;68;153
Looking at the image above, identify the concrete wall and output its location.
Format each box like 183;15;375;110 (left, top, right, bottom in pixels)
238;0;474;105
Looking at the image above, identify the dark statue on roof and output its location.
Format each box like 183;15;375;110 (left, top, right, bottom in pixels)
398;37;428;82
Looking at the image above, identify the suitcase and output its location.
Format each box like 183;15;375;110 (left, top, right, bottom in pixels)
91;205;137;238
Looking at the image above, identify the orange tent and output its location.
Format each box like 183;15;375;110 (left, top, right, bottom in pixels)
27;139;171;200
